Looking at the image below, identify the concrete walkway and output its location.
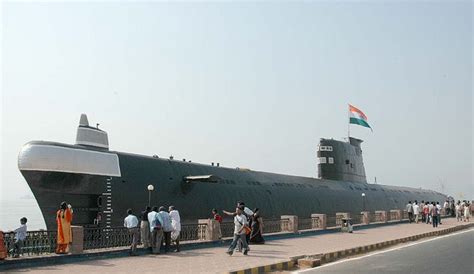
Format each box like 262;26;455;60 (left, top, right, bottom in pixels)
8;218;471;274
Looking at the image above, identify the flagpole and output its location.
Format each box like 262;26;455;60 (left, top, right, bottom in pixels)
347;104;350;141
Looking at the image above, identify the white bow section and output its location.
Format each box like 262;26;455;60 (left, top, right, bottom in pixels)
18;143;121;177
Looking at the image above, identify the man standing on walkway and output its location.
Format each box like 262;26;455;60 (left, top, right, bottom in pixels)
412;201;420;224
124;209;139;256
158;206;173;253
436;202;442;225
226;207;249;256
406;201;413;223
431;202;439;228
148;206;163;254
169;206;181;252
140;206;151;250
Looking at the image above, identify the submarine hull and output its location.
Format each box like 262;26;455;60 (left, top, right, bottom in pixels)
19;142;447;230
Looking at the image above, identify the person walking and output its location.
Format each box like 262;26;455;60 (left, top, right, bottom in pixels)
406;201;414;223
56;202;73;254
124;209;139;256
226;207;249;256
431;202;438;228
158;206;173;253
10;217;27;258
464;202;471;222
420;201;425;223
412;201;420;224
423;203;430;224
436;202;442;225
169;206;181;252
456;202;462;222
148;206;163;254
140;206;151;249
428;202;434;224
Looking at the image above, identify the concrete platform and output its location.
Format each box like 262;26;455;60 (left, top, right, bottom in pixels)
4;218;472;274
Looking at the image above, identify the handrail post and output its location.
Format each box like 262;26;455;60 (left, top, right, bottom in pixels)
311;214;326;229
71;226;84;254
280;215;298;233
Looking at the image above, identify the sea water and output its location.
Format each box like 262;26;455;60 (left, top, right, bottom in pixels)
0;198;46;231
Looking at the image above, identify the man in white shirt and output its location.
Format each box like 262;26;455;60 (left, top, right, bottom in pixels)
412;201;420;224
169;206;181;252
226;207;249;256
436;202;442;225
124;209;139;256
10;217;27;258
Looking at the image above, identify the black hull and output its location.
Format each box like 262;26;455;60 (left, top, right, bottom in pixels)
22;150;447;230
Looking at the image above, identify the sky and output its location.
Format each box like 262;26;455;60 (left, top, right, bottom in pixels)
1;0;473;207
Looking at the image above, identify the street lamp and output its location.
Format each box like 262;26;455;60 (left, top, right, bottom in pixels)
147;184;154;206
362;193;366;211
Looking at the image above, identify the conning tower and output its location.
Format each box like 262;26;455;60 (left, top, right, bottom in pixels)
75;114;109;150
317;137;367;183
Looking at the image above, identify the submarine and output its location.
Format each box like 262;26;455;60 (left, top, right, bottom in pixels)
18;114;447;230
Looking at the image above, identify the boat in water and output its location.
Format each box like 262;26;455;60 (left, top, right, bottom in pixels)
18;114;447;230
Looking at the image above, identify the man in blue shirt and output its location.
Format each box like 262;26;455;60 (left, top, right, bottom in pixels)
147;206;163;254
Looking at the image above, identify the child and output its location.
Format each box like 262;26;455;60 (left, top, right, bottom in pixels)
11;217;27;258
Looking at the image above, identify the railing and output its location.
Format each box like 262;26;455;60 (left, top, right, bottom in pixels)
84;227;131;250
402;210;409;220
327;216;337;227
264;219;283;233
388;211;398;221
180;223;207;241
3;230;57;257
220;221;235;238
374;212;384;222
298;218;313;230
352;214;363;225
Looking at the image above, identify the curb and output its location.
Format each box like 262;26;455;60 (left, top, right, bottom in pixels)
226;223;474;274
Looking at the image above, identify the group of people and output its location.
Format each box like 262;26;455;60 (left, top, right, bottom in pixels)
3;201;73;258
454;200;472;222
125;205;181;256
406;199;473;228
219;201;265;256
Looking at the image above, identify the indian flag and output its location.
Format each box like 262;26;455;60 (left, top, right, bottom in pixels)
349;104;372;130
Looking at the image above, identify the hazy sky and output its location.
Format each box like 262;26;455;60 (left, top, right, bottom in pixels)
1;1;472;205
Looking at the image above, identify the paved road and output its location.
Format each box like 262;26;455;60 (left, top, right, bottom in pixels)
299;229;474;274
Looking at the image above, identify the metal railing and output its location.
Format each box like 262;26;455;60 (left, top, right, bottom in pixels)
3;230;57;257
83;227;132;250
220;221;235;238
298;218;313;230
374;212;384;222
179;223;207;241
388;211;398;221
264;219;283;233
352;214;363;225
327;216;337;227
402;210;409;220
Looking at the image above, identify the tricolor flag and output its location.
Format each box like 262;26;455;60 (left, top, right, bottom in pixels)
349;104;372;131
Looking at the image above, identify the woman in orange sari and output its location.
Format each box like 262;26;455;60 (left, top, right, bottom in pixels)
56;202;73;254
